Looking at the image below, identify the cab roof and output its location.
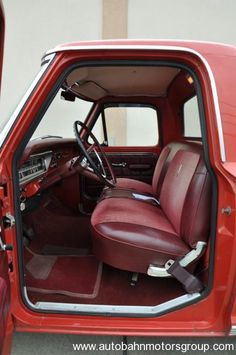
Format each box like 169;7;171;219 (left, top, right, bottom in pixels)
45;39;236;57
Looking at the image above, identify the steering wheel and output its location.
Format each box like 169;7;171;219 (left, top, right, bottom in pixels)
73;120;116;188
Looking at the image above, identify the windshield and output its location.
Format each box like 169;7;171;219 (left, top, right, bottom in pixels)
31;92;93;140
0;53;55;147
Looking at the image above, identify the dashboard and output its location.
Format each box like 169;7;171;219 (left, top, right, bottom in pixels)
19;138;79;199
19;151;53;186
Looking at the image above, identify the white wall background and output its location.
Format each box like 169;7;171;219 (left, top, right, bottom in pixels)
1;0;236;127
128;0;236;43
0;0;102;121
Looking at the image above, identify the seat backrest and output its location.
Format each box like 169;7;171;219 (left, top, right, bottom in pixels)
159;148;211;248
152;141;203;198
181;157;211;248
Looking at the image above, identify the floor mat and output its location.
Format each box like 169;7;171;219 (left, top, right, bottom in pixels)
25;249;102;299
28;263;185;306
26;253;57;280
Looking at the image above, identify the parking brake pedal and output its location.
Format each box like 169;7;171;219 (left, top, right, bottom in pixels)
130;272;139;286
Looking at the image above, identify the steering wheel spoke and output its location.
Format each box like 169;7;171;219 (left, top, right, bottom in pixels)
92;147;107;178
73;120;116;187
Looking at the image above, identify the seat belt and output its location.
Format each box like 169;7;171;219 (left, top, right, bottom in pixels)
99;188;160;206
167;261;204;294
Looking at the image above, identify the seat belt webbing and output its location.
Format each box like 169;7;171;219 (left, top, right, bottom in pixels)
167;261;204;294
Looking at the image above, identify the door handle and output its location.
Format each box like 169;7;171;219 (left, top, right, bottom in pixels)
112;162;127;168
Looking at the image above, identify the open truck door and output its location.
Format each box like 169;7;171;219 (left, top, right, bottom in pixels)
0;2;13;354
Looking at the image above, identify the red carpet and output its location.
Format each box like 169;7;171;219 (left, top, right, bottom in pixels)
27;262;184;306
23;194;91;253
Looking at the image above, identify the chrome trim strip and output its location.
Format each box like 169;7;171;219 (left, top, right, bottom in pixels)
229;326;236;336
26;290;200;315
0;53;56;148
23;286;39;308
45;44;226;161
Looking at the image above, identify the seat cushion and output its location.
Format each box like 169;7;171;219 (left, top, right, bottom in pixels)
116;178;153;196
91;197;190;273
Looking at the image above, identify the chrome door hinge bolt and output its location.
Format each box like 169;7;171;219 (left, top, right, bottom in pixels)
221;206;233;215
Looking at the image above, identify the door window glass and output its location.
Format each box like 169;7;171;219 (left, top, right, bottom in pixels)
183;96;201;138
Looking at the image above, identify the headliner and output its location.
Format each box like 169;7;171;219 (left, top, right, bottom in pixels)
64;65;181;101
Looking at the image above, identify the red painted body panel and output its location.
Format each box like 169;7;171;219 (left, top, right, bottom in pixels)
0;2;13;354
0;39;236;339
0;253;12;355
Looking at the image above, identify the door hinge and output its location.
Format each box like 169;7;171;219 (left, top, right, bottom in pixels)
3;212;15;228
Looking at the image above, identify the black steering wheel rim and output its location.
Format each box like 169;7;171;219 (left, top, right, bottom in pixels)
73;120;116;187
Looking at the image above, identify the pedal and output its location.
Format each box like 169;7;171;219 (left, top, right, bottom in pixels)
130;272;139;286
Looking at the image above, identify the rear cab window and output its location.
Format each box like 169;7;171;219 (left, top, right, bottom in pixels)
90;104;159;147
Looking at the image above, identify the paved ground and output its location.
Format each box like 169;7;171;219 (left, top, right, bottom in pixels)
11;332;236;354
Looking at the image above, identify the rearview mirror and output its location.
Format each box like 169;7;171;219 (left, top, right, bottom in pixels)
61;90;76;102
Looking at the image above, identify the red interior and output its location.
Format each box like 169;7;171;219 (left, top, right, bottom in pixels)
16;62;211;310
21;139;210;307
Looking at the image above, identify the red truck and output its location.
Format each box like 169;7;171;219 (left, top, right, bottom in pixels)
1;3;236;354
